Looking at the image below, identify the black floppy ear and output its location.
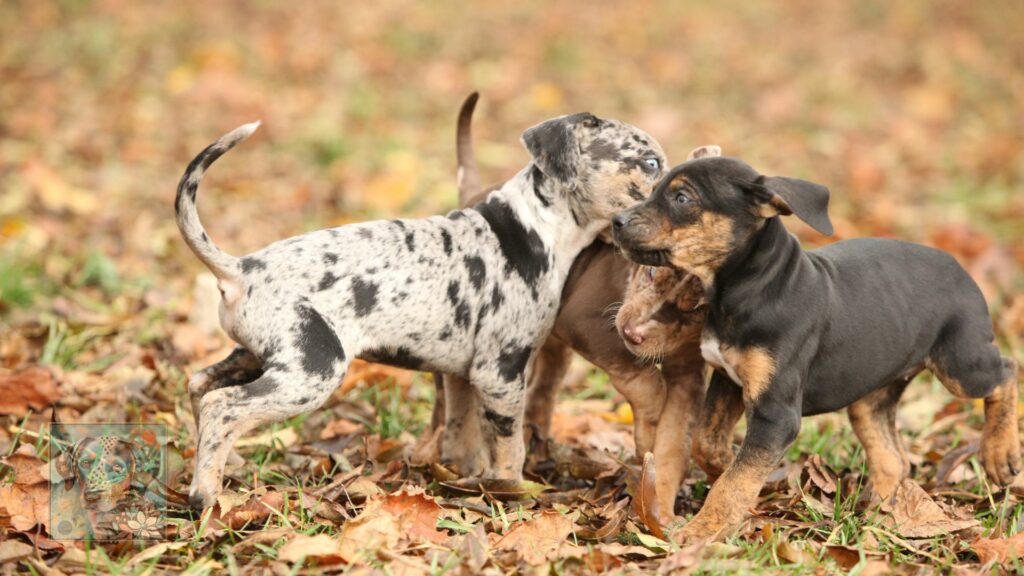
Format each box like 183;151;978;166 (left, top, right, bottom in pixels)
745;176;834;236
521;116;579;181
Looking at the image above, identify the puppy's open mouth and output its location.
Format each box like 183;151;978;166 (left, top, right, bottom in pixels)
623;248;669;267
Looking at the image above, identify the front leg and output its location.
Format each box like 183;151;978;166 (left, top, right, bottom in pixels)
441;375;487;477
653;358;706;520
474;363;530;480
692;371;745;481
681;387;801;540
609;366;667;459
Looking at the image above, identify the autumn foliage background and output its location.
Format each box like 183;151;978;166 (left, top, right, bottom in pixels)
1;0;1024;572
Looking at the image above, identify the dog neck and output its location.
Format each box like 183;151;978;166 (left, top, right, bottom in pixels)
705;218;805;324
480;164;606;288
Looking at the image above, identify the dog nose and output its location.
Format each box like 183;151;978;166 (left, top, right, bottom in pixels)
623;323;644;345
612;214;631;229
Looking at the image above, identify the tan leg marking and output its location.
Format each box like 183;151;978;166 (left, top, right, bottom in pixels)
679;448;778;540
980;368;1021;486
848;384;908;502
692;378;744;481
727;346;776;403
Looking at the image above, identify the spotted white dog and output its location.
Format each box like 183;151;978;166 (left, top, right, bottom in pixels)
178;113;667;509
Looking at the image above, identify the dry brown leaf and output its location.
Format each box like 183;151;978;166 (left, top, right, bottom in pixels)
338;499;402;563
278;534;345;565
632;452;665;540
378;487;447;544
319;418;364;440
207;491;286;532
806;454;837;495
2;444;48;485
971;532;1024;566
340;359;413;395
0;482;50;531
0;366;60;415
0;539;35;564
881;479;978;538
494;510;578;565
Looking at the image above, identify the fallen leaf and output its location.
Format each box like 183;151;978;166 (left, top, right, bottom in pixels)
0;539;34;564
440;478;550;500
278;534;344;565
881;479;978;538
319;418;363;440
338;499;402;563
340;359;413;395
972;532;1024;566
806;454;837;495
632;452;665;540
207;491;286;532
494;510;577;565
0;366;60;415
234;427;298;449
378;487;447;544
126;542;190;566
0;482;50;531
1;444;48;485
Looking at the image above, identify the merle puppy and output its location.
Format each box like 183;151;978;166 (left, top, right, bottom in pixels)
613;156;1021;539
177;114;667;509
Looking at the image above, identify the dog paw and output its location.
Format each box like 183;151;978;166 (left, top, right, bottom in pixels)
188;488;217;512
980;435;1021;486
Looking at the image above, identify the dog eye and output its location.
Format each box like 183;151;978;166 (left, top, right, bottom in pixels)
643;158;660;171
675;192;690;205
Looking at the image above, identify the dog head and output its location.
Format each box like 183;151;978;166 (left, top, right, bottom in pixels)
522;112;667;225
612;155;832;285
70;436;137;511
616;265;706;360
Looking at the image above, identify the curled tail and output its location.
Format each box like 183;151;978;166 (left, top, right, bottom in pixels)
456;92;481;206
175;122;260;280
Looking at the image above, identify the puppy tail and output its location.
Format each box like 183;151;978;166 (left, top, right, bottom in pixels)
456;92;481;207
175;122;260;280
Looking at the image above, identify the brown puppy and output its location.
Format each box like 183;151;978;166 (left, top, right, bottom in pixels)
435;94;710;518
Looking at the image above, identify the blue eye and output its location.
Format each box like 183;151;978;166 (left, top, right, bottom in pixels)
643;158;660;171
675;193;690;204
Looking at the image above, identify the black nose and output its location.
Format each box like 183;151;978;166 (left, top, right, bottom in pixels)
612;214;630;229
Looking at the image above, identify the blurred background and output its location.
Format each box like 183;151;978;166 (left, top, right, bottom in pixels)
1;0;1023;421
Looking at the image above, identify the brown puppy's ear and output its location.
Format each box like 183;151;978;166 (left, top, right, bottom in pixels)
745;176;834;236
521;115;580;182
687;145;721;160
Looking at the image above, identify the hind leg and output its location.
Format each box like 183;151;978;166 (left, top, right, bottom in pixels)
524;339;573;439
188;347;263;433
929;337;1020;486
848;380;911;501
188;303;348;510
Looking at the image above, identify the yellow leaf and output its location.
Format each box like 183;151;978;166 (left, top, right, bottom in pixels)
530;82;564;111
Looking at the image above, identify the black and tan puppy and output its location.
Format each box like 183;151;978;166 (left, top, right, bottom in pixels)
612;156;1021;539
